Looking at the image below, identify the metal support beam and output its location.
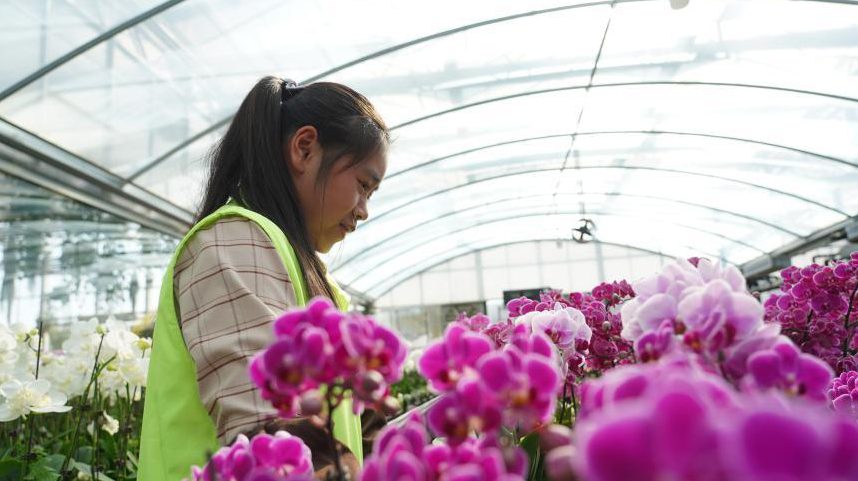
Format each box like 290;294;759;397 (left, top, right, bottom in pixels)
125;0;858;181
387;130;857;180
346;210;739;287
361;166;849;229
742;255;793;280
0;119;192;237
594;240;606;284
130;79;858;181
390;80;858;131
332;191;800;270
740;216;858;279
0;0;190;101
366;239;700;299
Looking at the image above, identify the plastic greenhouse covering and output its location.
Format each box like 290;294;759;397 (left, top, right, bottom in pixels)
1;0;857;299
6;2;858;481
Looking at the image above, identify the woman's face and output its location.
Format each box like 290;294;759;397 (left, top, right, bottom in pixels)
288;126;388;253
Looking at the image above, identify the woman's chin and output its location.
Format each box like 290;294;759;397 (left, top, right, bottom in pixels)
315;238;338;254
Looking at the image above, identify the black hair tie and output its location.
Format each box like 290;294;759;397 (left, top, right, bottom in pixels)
281;78;303;102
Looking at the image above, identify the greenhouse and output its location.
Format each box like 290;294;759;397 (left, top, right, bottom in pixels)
1;0;858;480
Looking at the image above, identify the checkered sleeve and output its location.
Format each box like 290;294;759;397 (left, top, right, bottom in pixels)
174;216;298;443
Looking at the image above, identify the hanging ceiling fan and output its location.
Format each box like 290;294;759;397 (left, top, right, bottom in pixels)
572;218;596;244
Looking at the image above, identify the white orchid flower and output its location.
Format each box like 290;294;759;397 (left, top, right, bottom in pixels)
42;353;91;399
62;318;102;357
103;330;141;362
0;326;18;364
97;363;126;399
102;413;119;435
0;378;71;422
0;366;34;386
90;413;120;436
118;357;149;389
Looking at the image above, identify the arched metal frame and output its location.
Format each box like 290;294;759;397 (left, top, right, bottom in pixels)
6;0;856;108
6;0;858;187
359;165;849;231
386;130;858;180
2;0;857;300
342;210;754;287
127;81;858;182
364;238;717;298
121;0;858;182
330;127;853;269
389;81;858;131
0;0;191;101
121;0;635;181
331;192;801;271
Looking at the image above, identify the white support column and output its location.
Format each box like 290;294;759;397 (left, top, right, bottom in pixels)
475;251;485;301
595;241;606;283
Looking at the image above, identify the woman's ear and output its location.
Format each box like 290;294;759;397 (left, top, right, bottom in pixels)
287;125;319;174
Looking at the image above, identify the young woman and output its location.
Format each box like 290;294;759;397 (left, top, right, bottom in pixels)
138;76;389;481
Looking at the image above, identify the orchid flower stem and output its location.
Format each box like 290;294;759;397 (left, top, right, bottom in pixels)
570;382;578;425
23;320;44;476
843;282;858;358
325;390;345;481
118;385;132;481
61;333;107;475
93;376;101;481
14;418;23;457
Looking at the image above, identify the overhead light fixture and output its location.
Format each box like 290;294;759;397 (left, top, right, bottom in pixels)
670;0;690;9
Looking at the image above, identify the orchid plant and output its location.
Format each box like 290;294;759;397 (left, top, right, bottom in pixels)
0;317;152;481
187;253;858;481
8;252;857;481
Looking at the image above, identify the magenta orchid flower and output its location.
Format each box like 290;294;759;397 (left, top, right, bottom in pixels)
185;431;313;481
418;323;494;392
742;340;833;403
249;297;407;417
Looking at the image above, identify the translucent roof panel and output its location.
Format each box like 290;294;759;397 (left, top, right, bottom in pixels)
332;5;611;127
0;0;582;177
0;0;166;92
353;214;747;299
332;183;807;292
2;0;858;299
576;84;858;166
131;125;228;212
371;133;856;224
330;132;854;281
595;1;858;100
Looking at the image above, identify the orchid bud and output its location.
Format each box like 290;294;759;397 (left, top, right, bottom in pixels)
545;445;577;480
299;390;323;416
538;424;574;452
380;395;401;416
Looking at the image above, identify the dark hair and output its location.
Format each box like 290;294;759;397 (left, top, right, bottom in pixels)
197;76;389;300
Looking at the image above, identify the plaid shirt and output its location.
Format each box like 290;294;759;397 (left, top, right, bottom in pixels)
174;216;294;443
173;216;386;478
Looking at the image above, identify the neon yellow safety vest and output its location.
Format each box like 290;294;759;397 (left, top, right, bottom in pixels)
139;203;363;481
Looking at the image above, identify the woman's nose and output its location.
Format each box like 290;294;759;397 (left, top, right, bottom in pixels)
354;198;368;222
